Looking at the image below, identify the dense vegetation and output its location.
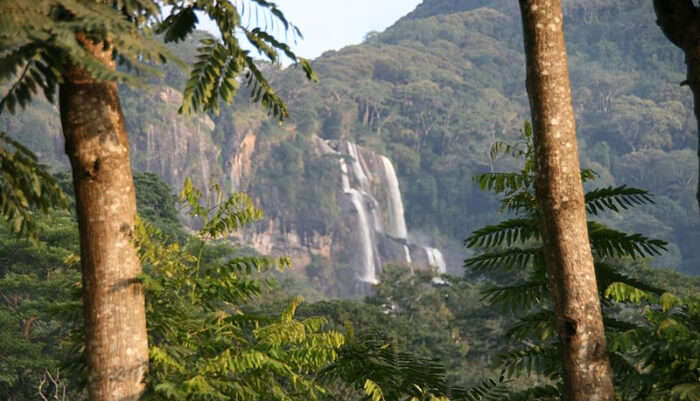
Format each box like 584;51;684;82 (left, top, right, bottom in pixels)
238;0;698;273
1;0;699;399
3;0;699;274
2;159;697;400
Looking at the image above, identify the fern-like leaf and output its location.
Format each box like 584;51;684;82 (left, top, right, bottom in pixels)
482;280;549;313
585;185;655;215
451;377;510;401
671;383;700;401
0;132;68;242
505;310;556;341
498;385;561;401
497;345;561;380
588;221;668;259
464;247;542;272
465;218;540;249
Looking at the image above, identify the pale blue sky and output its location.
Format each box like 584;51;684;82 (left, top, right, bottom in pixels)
197;1;422;60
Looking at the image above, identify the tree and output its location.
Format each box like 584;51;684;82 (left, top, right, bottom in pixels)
466;124;673;400
0;1;314;400
517;1;614;400
652;0;700;212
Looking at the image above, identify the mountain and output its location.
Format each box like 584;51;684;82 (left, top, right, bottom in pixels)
3;0;699;291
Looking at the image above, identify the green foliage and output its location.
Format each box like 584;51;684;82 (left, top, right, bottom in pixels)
604;286;700;400
1;175;348;401
0;0;171;111
0;0;314;120
321;330;453;401
584;185;654;215
319;324;513;401
133;172;186;241
0;209;82;400
464;126;699;400
133;182;344;401
0;132;67;242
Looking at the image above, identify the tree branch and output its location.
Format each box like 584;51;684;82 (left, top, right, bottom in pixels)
0;59;33;114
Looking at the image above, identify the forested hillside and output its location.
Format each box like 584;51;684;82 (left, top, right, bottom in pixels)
258;0;698;273
3;0;698;281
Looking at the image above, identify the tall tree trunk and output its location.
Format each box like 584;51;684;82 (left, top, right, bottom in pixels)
653;0;700;212
59;35;148;401
518;1;614;400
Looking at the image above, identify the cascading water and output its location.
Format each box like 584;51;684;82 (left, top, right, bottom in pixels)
434;249;446;274
425;247;447;274
334;139;451;286
347;190;378;284
426;248;435;267
380;156;408;239
347;142;383;232
339;157;351;192
347;142;369;189
339;149;378;284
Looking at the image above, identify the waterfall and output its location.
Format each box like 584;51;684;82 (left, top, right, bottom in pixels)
425;247;447;274
339;157;351;192
346;141;383;232
434;249;446;274
426;247;436;267
339;147;378;284
347;142;369;189
348;189;378;284
146;125;153;172
334;139;450;286
380;156;408;239
369;198;384;233
403;245;412;264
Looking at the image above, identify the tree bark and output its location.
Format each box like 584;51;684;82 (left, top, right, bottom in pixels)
59;34;148;401
518;1;614;400
653;0;700;212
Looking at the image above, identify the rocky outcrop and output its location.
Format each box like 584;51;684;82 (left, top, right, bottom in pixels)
129;87;222;199
225;129;449;294
6;83;451;296
3;85;224;203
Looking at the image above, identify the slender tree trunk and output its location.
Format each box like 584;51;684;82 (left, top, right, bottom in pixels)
653;0;700;212
59;35;148;401
518;1;614;400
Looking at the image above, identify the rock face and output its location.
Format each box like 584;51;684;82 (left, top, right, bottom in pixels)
5;78;450;295
224;129;449;295
129;87;222;200
2;86;223;203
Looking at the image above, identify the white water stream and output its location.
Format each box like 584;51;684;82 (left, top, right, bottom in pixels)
403;245;412;264
347;142;369;189
347;189;378;284
339;157;351;192
340;150;378;284
380;156;408;239
337;140;451;285
425;247;447;274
